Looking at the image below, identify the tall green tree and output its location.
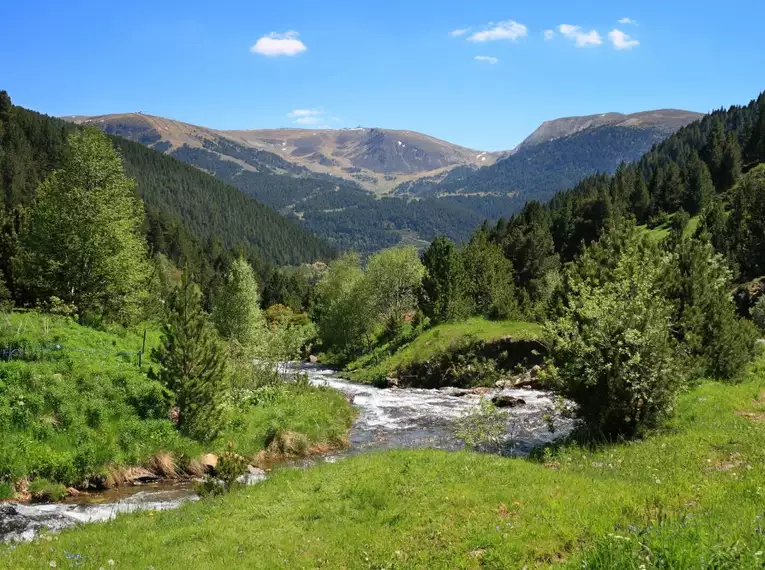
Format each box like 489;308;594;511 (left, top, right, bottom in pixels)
501;202;559;306
420;236;469;323
703;119;726;191
364;246;425;331
461;231;519;319
727;165;765;278
17;128;149;323
151;272;226;442
212;257;266;349
658;163;684;212
629;173;651;223
683;153;715;214
312;253;372;359
719;133;743;191
745;104;765;164
664;237;756;379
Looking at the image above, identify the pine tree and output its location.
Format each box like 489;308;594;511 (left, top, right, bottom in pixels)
420;236;469;323
659;163;684;212
151;272;226;442
462;230;519;319
703;119;726;190
745;105;765;165
17;128;149;323
683;153;714;214
629;172;651;222
719;133;742;191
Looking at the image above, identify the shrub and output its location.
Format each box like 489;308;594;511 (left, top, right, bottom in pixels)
454;398;508;452
0;481;14;500
28;479;68;502
547;229;683;437
752;296;765;333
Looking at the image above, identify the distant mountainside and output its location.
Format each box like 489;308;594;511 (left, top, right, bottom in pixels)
396;110;703;205
66;113;502;194
516;109;702;150
2;97;334;269
66;108;701;252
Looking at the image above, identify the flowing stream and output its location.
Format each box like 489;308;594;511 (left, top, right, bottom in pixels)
0;364;572;542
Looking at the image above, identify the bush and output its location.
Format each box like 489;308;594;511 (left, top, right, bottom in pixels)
752;296;765;333
28;478;68;502
0;481;14;500
454;398;508;452
547;230;683;437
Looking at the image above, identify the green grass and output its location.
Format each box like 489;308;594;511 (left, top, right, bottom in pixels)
639;214;700;244
346;318;543;383
0;312;354;491
5;351;765;568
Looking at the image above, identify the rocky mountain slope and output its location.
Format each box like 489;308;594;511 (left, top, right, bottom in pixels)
66;107;703;251
516;109;702;150
396;110;703;203
66;113;501;194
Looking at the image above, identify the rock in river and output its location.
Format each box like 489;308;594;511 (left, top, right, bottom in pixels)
491;394;526;408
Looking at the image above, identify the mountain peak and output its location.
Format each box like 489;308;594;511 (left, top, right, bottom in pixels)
517;109;702;150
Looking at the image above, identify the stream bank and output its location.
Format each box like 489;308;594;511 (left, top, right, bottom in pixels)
0;364;572;542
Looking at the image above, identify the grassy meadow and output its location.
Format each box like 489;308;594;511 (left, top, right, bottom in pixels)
345;317;544;385
4;349;765;567
0;311;354;496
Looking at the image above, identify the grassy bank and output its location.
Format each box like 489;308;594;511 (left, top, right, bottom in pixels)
0;312;354;497
6;354;764;567
345;317;544;385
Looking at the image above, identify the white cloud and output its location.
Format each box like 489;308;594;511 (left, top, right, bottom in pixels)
468;20;527;42
544;29;556;41
609;29;640;50
474;55;499;64
287;109;321;118
287;108;331;127
450;28;470;37
558;24;602;47
618;17;637;25
251;31;307;57
292;116;322;125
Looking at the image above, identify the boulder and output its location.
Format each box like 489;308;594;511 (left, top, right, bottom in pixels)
491;394;526;408
200;454;218;473
513;366;546;390
308;354;319;364
386;377;400;388
121;467;160;484
236;465;268;486
494;379;514;389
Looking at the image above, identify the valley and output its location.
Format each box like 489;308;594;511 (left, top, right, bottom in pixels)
67;108;701;252
1;14;764;564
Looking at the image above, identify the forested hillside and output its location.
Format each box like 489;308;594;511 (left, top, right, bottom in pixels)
399;122;696;203
170;143;487;251
0;92;334;275
477;90;765;306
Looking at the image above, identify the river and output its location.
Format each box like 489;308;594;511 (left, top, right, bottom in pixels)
0;364;572;542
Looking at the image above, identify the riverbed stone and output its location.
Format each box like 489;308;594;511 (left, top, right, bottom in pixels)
200;454;218;473
236;466;267;486
491;394;527;408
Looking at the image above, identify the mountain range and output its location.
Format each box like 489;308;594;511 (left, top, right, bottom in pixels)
67;108;702;251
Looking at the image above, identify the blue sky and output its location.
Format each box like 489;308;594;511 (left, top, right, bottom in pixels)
2;0;763;150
